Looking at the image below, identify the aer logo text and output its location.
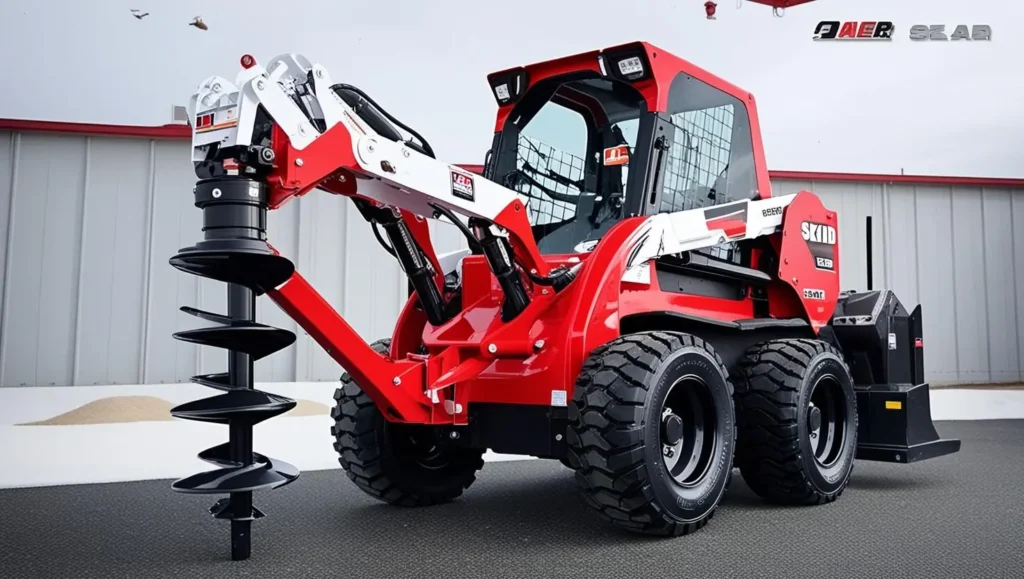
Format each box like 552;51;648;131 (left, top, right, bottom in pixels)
814;21;894;41
802;222;837;245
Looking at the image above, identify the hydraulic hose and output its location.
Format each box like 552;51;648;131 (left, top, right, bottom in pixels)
331;83;436;158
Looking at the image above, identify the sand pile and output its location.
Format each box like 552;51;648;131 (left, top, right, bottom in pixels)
18;396;177;425
17;395;331;426
286;399;331;416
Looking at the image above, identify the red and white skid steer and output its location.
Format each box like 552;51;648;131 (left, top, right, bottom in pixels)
170;42;961;560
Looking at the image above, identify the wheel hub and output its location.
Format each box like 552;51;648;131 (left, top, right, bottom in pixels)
808;404;822;432
659;375;719;488
662;413;684;446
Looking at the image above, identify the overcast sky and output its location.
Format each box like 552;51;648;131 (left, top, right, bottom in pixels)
1;1;1020;177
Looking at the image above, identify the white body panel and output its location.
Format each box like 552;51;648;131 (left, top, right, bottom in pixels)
621;194;796;284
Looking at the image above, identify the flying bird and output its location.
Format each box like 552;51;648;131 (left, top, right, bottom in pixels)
190;16;208;30
130;9;149;19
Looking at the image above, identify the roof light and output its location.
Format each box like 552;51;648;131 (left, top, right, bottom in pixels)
617;56;644;77
240;54;256;69
486;68;530;106
600;45;653;83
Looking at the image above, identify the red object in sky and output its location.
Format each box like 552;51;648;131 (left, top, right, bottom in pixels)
746;0;817;8
705;1;717;19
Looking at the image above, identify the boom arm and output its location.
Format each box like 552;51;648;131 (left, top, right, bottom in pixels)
188;53;552;279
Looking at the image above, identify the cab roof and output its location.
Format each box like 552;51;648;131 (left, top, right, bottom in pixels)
485;41;756;131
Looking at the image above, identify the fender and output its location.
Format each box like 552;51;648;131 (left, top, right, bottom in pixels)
563;216;651;387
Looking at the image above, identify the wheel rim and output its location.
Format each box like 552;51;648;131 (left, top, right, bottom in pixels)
807;374;848;468
391;426;451;470
660;374;718;488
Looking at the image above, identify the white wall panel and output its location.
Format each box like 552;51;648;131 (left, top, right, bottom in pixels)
0;130;1021;386
913;186;961;384
0;134;87;386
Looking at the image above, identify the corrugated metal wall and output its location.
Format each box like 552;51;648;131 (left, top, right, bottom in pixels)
2;130;1022;386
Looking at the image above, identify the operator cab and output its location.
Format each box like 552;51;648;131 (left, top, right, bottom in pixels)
484;42;767;264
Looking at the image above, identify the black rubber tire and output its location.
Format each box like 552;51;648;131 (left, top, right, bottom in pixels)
566;331;736;536
330;339;485;506
733;338;858;505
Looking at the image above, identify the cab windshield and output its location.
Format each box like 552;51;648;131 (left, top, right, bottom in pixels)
490;76;648;255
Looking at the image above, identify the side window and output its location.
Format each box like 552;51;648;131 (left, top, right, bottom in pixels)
659;74;757;215
659;73;757;263
514;102;588;227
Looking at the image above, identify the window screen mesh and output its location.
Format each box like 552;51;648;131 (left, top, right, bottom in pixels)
511;134;585;226
660;105;740;263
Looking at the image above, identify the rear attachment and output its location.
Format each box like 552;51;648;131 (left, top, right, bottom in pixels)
831;288;961;464
169;177;299;560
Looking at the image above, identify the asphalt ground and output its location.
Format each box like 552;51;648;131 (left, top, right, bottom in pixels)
1;420;1022;579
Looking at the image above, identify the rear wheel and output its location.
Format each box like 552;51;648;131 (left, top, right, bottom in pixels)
733;339;858;505
331;339;485;506
566;331;735;536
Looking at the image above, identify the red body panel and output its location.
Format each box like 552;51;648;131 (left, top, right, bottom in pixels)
775;191;840;331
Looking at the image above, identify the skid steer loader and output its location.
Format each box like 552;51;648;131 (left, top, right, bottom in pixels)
170;41;961;560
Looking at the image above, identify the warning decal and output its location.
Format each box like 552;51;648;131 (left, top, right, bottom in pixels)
603;145;630;166
450;169;475;202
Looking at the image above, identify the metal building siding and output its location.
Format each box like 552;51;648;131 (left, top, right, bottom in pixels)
0;131;406;386
0;133;88;387
0;130;1021;386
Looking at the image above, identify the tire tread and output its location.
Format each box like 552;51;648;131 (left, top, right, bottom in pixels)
567;331;734;536
330;339;484;507
733;338;856;505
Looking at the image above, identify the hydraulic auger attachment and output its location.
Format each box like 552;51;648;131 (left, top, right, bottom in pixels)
168;176;300;561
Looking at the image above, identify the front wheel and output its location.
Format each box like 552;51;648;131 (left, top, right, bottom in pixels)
566;331;736;536
330;339;485;507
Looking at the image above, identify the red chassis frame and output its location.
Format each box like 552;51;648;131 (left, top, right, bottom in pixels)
258;42;837;427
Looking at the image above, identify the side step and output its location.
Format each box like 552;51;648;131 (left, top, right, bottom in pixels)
854;382;961;464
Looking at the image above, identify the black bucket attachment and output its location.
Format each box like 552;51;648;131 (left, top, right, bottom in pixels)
854;383;961;463
828;289;961;464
